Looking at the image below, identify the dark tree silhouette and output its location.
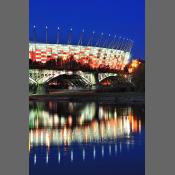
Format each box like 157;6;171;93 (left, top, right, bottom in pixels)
131;63;145;92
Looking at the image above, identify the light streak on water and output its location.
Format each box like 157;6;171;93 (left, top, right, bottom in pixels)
46;152;49;164
120;142;122;152
83;149;85;160
71;150;73;162
109;145;112;155
58;152;60;163
115;144;117;154
93;147;96;159
102;146;104;157
34;154;36;165
41;131;43;145
29;102;144;165
127;141;130;151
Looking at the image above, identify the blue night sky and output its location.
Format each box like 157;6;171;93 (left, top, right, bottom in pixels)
29;0;145;59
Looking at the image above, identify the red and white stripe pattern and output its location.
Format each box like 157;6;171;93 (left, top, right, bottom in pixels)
52;53;58;60
41;51;47;63
35;49;42;62
28;43;131;71
46;48;52;56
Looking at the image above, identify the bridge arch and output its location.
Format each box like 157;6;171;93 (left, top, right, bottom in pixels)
29;69;96;85
98;73;117;82
46;73;92;89
29;77;37;84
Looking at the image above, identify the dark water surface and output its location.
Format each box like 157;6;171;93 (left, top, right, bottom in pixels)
29;100;145;175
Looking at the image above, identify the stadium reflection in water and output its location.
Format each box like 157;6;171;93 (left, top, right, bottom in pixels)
29;101;145;175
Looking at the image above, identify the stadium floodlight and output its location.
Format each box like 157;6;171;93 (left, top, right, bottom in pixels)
117;36;122;50
45;26;48;45
87;31;95;46
78;29;85;45
124;39;129;52
67;28;73;45
129;40;134;52
57;27;60;44
33;25;37;46
109;35;117;48
95;32;104;47
120;38;126;50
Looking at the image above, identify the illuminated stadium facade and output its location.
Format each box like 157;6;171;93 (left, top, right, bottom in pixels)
29;43;131;71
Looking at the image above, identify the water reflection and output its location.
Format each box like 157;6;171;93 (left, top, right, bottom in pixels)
29;101;144;165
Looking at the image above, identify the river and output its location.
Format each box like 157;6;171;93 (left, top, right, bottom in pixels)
29;100;145;175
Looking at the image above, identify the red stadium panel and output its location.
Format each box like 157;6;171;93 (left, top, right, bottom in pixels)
29;43;131;72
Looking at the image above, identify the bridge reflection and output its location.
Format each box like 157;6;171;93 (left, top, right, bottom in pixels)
29;115;141;147
29;101;143;164
31;142;137;165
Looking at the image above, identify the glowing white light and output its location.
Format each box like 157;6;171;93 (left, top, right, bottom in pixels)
83;149;85;160
139;120;142;133
115;144;117;154
102;146;104;157
127;141;130;150
36;130;38;144
54;115;59;125
93;147;96;159
114;109;117;119
30;130;33;143
46;152;49;164
49;117;53;127
60;117;65;125
41;131;43;145
58;152;60;163
34;154;36;165
71;150;73;162
46;132;50;147
109;145;111;155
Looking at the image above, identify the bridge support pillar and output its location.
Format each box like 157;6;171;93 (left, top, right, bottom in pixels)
93;72;99;85
36;85;47;95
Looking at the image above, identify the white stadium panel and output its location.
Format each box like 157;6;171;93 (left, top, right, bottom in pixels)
29;43;131;67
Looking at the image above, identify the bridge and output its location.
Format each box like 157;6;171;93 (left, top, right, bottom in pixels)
29;69;117;85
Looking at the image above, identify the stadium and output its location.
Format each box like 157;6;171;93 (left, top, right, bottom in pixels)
29;43;132;72
29;27;133;73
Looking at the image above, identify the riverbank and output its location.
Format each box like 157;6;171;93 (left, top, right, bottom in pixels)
29;91;144;105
